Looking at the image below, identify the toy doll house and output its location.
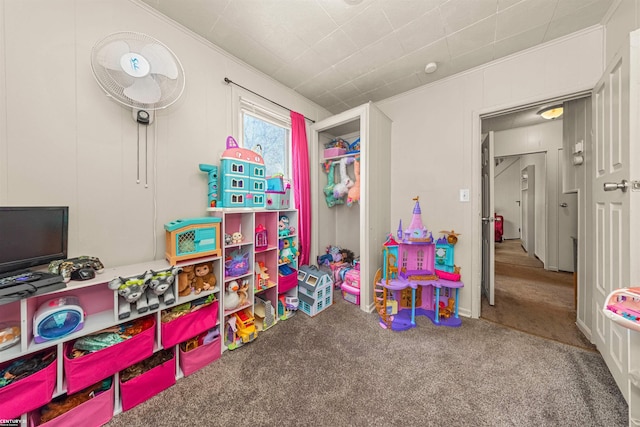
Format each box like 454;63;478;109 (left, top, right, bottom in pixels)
375;197;463;331
297;265;333;317
219;136;266;208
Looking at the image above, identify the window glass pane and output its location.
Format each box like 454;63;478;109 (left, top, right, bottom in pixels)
243;112;289;177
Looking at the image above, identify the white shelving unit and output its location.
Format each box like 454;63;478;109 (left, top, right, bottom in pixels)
207;208;299;351
0;254;221;423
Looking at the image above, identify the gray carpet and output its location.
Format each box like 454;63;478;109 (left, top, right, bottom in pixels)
105;295;628;427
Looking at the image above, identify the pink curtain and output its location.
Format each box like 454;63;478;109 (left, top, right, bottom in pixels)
291;111;311;266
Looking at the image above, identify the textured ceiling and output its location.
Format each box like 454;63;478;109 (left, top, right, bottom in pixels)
141;0;614;116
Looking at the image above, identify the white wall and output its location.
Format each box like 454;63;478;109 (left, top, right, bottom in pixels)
377;28;603;318
493;120;563;269
0;0;330;268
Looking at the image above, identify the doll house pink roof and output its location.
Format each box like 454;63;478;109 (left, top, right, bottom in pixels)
221;136;264;165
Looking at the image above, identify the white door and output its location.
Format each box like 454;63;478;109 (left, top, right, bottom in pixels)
592;30;640;419
558;149;577;273
481;132;495;306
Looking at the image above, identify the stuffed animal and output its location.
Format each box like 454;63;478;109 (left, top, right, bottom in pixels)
231;231;243;244
333;156;354;199
323;160;343;208
278;215;295;237
177;265;195;297
193;262;216;294
224;280;241;310
237;279;249;306
347;157;360;207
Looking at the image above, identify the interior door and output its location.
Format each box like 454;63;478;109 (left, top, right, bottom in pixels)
481;132;495;306
592;30;640;416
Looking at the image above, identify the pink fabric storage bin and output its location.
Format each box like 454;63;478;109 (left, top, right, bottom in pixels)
278;271;297;294
0;352;56;420
341;282;360;306
161;301;218;349
120;353;176;412
324;148;346;157
64;317;155;394
179;336;221;377
29;381;114;427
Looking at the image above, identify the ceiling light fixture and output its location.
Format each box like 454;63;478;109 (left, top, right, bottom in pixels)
424;62;438;74
343;0;363;5
537;105;564;120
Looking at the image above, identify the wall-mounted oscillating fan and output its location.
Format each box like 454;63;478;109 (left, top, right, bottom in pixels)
91;31;185;116
90;32;185;186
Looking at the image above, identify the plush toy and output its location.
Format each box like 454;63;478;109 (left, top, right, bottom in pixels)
323;160;343;208
224;280;241;310
177;265;195;297
347;157;360;207
333;156;354;199
225;250;250;276
147;266;180;305
231;231;243;244
193;262;216;295
279;238;298;264
237;279;249;306
278;215;295;237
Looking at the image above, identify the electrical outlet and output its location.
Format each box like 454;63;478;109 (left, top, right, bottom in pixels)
460;189;470;202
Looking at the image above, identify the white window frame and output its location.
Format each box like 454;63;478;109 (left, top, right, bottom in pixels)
232;89;292;180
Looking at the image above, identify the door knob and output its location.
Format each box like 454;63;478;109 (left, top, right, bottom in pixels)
603;179;628;192
560;203;568;207
481;217;494;222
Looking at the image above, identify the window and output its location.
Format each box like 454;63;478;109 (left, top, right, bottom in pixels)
240;99;291;179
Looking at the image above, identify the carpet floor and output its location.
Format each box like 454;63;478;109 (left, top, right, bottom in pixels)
481;239;594;350
104;294;626;427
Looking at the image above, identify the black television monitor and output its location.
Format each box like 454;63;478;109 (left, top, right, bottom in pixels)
0;206;69;274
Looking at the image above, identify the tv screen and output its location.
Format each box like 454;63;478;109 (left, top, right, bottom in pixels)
0;206;69;274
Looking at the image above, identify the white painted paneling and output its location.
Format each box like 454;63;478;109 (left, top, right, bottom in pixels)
378;27;603;318
0;0;329;269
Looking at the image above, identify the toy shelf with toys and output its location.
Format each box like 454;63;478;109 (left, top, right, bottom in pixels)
207;208;299;351
0;252;223;425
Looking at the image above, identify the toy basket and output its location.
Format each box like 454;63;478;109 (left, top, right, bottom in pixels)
64;317;155;394
0;351;56;420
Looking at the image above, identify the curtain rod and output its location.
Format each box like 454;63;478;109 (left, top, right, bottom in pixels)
224;77;316;124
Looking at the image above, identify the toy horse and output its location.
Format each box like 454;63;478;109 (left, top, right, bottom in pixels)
323;160;343;207
347;156;360;207
333;157;354;199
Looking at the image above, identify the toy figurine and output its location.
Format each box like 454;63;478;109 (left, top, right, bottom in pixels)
193;262;216;294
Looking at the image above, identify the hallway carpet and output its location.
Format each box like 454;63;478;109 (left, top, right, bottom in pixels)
481;239;595;351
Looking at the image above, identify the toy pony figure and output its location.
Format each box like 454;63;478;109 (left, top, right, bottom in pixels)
333;157;354;199
323;160;343;208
